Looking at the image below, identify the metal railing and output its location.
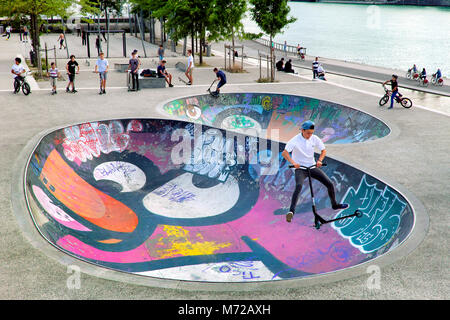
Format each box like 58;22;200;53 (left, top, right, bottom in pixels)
254;38;307;57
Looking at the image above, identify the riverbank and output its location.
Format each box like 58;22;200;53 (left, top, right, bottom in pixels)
211;38;450;97
293;0;450;6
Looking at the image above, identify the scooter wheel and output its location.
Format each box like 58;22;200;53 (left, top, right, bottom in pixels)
355;210;363;218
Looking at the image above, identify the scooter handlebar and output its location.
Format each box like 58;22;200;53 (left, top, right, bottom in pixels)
289;163;327;169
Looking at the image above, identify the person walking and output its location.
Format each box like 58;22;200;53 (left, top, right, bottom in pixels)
282;120;349;223
5;25;11;40
58;33;66;50
66;55;80;93
185;49;194;85
94;52;109;95
312;57;319;79
127;50;141;91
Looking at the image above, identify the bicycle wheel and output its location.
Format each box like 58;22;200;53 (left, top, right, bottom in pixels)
379;95;389;106
22;82;31;95
401;98;413;109
14;79;20;93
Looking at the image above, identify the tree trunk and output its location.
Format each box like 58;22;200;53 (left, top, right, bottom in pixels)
269;34;274;82
30;13;42;76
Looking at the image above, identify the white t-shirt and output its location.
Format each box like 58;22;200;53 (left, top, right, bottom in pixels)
187;55;194;69
11;64;25;78
285;133;325;167
6;26;11;33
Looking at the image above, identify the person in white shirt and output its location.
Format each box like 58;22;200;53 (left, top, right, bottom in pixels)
282;120;349;223
5;25;12;40
11;57;25;92
185;49;194;85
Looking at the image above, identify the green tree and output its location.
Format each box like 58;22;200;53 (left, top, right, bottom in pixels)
0;0;74;74
249;0;296;81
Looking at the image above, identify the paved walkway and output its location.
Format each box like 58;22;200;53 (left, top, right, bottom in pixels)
216;39;450;97
0;33;449;299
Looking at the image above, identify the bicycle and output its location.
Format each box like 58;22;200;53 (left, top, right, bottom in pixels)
431;74;444;86
418;76;429;87
379;84;412;108
13;71;31;95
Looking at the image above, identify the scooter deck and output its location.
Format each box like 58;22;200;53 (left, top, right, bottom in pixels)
178;77;189;85
314;210;363;230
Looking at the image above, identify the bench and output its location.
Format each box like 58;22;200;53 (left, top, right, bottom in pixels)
115;63;129;72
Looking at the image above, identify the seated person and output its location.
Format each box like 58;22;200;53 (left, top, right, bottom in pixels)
317;64;326;80
284;59;295;73
157;60;173;87
276;58;285;71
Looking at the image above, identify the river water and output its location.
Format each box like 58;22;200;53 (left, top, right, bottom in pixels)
243;3;450;77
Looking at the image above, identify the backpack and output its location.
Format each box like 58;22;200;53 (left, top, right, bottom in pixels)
140;69;156;77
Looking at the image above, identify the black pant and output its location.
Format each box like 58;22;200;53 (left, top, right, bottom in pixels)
313;69;318;79
131;72;139;90
289;168;338;213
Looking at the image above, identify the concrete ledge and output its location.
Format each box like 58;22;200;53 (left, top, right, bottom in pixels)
138;76;166;88
114;63;129;72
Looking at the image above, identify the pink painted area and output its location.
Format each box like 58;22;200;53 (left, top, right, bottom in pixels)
57;235;152;263
32;185;91;232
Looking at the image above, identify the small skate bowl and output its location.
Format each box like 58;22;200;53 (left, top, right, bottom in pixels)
158;92;391;144
12;118;428;291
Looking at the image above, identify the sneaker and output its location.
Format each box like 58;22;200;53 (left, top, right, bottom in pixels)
99;90;103;95
66;87;70;93
102;89;106;94
169;84;174;87
332;203;349;210
187;82;192;85
72;89;77;93
286;211;294;223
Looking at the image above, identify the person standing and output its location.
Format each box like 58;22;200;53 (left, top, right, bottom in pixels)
158;45;165;61
47;62;60;95
81;28;86;46
185;49;194;85
312;57;319;79
282;120;349;223
127;50;141;91
66;55;80;93
94;52;109;95
23;26;28;42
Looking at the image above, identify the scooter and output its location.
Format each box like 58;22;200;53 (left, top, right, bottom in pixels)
206;79;219;98
289;163;363;230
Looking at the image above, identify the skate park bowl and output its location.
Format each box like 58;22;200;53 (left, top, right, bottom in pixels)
158;93;391;144
16;115;429;291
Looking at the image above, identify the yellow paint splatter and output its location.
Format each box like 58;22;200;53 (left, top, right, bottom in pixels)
153;226;231;259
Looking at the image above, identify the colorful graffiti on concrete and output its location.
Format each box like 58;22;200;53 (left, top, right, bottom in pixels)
161;93;390;144
25;119;413;282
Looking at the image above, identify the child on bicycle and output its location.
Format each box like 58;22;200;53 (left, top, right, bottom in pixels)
383;74;402;109
11;57;25;93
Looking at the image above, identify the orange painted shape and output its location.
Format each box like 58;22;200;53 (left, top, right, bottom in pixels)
98;239;123;244
40;149;138;233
